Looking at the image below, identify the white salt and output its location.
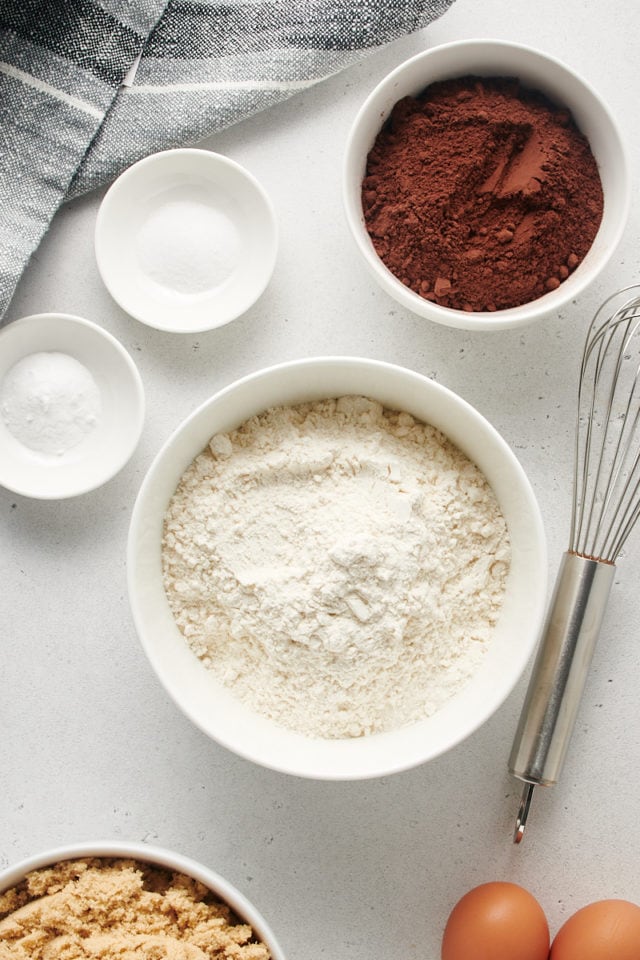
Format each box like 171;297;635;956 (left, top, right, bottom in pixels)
136;198;241;295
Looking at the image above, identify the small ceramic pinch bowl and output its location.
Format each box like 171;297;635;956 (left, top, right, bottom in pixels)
343;39;631;331
0;313;144;499
128;356;548;780
95;148;278;333
0;841;286;959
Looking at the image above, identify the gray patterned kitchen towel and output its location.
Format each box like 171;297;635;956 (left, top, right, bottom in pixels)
0;0;455;321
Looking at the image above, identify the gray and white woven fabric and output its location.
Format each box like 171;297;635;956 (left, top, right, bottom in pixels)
0;0;455;321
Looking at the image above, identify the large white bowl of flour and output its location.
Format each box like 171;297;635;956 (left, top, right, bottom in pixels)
128;357;547;779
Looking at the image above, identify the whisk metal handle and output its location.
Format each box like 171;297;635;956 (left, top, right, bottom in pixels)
508;551;615;840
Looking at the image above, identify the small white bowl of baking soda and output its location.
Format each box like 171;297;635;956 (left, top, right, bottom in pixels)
128;356;547;779
0;312;144;499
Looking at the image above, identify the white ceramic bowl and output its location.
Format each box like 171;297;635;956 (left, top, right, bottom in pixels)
0;313;144;499
0;841;285;959
95;149;278;333
343;39;631;331
128;357;547;780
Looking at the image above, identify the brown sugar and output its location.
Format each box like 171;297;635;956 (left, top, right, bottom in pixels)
362;75;604;312
0;857;271;959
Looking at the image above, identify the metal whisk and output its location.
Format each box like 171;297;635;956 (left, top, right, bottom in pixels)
509;285;640;843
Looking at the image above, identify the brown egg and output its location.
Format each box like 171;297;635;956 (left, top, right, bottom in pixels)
441;881;550;960
550;899;640;960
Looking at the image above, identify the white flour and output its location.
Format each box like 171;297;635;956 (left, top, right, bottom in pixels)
162;396;510;738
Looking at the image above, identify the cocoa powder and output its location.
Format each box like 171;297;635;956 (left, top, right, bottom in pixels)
362;76;604;312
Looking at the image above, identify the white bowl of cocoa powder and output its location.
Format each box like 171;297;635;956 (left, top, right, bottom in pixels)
343;39;630;330
127;356;547;780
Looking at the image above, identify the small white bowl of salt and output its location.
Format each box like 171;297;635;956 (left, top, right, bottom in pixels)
95;148;278;333
0;313;145;499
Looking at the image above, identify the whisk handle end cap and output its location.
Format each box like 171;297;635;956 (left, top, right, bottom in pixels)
513;781;535;844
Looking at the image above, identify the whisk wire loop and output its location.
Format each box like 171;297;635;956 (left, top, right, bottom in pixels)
571;287;640;562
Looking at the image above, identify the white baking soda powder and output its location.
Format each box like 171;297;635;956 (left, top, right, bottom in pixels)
162;396;511;739
136;198;241;295
1;351;101;457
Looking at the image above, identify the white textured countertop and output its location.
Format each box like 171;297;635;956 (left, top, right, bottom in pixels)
2;0;640;956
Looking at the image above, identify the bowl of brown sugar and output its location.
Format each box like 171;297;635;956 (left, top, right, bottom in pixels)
343;39;630;330
0;841;286;959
